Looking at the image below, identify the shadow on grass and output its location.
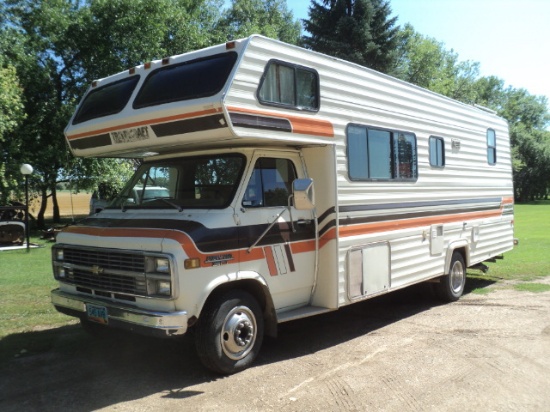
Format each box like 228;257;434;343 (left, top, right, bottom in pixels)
464;272;498;294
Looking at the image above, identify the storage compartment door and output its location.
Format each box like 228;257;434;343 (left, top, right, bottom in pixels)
348;242;390;299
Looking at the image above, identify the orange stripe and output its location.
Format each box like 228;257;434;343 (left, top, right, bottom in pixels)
339;209;504;238
62;226;313;266
66;108;223;140
227;106;334;137
263;246;278;276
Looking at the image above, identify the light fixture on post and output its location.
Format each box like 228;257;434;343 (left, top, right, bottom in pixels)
20;163;33;252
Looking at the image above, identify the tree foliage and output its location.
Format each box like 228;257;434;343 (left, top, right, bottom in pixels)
0;0;226;226
219;0;301;43
0;50;26;200
303;0;399;73
394;24;480;103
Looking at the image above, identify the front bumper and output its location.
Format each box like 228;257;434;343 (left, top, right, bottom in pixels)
51;289;188;337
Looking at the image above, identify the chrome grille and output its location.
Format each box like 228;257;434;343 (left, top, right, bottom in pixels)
53;246;165;298
69;268;147;295
63;248;145;272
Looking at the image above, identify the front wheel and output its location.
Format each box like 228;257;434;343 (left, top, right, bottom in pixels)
435;252;466;302
195;290;264;374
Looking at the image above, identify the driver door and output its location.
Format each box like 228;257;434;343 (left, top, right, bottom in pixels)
237;152;316;310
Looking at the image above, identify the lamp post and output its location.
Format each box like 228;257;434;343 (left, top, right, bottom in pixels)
20;164;33;252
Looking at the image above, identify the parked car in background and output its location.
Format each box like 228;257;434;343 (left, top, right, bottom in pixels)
89;191;110;214
90;186;170;214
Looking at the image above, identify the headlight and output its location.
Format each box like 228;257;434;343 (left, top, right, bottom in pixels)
156;280;171;296
55;249;64;261
145;256;171;274
155;258;170;273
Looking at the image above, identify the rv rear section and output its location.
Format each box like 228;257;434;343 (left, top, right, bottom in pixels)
51;35;514;374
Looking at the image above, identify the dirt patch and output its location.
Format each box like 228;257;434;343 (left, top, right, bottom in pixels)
1;283;549;411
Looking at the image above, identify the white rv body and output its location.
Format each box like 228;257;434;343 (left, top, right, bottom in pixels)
51;36;514;374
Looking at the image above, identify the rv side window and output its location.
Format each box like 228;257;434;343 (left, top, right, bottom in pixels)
133;52;238;109
347;125;417;181
72;76;140;125
429;136;445;167
258;60;319;111
487;129;497;164
242;158;297;207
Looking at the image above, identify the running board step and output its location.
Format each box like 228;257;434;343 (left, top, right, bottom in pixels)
277;306;333;323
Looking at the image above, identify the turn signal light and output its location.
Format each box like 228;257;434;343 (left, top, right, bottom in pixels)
184;258;200;269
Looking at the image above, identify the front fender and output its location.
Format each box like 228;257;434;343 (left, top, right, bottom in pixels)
194;270;277;337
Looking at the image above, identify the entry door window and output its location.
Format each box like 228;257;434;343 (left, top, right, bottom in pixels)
242;158;297;207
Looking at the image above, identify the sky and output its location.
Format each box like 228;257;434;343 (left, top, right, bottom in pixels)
287;0;550;103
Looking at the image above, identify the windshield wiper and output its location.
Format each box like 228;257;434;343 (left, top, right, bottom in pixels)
152;197;183;212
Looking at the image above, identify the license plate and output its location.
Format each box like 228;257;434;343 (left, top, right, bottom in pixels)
86;304;108;324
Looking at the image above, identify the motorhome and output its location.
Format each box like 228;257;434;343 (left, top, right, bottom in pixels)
51;35;515;374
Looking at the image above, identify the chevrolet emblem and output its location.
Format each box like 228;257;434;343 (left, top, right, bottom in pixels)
91;265;104;275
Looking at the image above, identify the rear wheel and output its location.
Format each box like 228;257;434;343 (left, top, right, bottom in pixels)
195;290;264;374
435;251;466;302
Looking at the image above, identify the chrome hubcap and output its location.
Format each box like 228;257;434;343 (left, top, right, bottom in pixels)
450;260;465;294
221;306;256;360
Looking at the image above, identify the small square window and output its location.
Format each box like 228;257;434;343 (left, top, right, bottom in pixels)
429;136;445;167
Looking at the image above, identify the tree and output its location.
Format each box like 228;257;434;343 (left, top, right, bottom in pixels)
218;0;301;44
394;24;479;103
499;89;550;201
1;0;224;227
303;0;399;73
0;60;26;204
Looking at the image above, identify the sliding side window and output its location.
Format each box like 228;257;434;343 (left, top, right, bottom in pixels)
487;129;497;165
347;125;417;181
258;60;319;111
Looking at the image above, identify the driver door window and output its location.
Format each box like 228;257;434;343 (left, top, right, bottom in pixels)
242;158;297;208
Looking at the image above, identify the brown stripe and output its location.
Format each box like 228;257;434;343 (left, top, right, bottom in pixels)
284;244;295;272
66;108;223;140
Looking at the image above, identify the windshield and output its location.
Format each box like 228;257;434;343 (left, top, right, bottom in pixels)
109;154;245;210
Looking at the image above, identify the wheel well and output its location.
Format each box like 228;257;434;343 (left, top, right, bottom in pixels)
448;247;468;273
200;280;278;338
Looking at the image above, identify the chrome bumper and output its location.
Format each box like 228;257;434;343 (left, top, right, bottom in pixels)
51;289;188;337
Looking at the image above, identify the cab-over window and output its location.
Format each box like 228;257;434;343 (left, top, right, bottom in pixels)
258;60;319;111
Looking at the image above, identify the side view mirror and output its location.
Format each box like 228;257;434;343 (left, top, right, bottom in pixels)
293;178;315;210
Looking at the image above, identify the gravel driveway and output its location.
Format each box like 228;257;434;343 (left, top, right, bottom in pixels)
1;279;549;411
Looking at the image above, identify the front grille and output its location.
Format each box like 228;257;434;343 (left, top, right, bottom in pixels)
69;268;146;295
53;246;171;299
63;248;145;272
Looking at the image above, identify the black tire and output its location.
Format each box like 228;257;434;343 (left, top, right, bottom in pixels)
195;290;264;375
435;251;466;302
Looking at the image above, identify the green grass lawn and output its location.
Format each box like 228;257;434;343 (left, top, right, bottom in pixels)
0;240;73;339
0;202;548;364
480;202;550;280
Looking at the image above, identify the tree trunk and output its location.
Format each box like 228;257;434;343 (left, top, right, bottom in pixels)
52;185;60;223
37;189;48;229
